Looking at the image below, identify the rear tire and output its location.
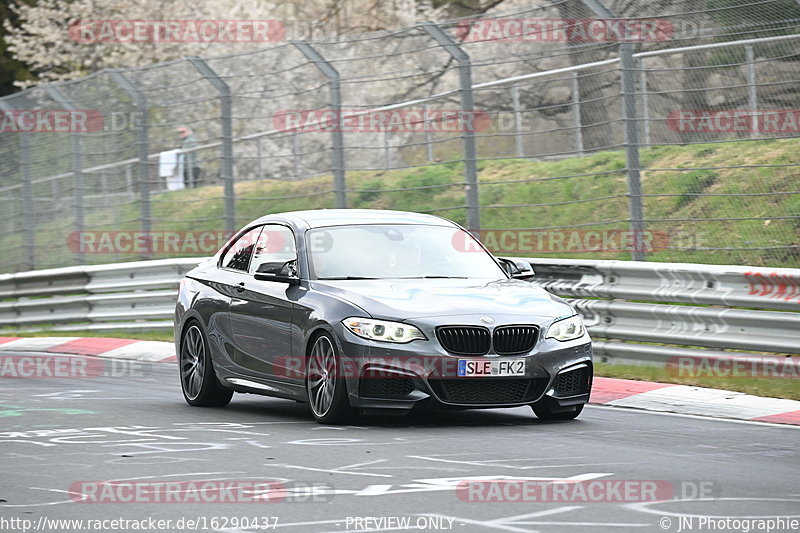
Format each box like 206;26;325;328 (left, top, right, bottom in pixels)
306;333;355;424
180;322;233;407
532;401;584;421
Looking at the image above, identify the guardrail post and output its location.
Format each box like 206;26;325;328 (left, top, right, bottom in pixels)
109;69;151;259
579;0;646;260
418;21;480;232
44;85;85;265
187;57;236;233
292;41;347;209
0;99;35;270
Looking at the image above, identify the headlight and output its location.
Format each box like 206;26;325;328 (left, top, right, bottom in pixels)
342;317;426;343
546;314;585;341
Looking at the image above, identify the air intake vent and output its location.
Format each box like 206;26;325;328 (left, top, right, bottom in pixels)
429;378;548;404
553;367;590;395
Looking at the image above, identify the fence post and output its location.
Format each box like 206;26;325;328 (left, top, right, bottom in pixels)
292;132;301;177
109;69;151;259
0;99;35;270
187;57;236;233
579;0;646;260
639;58;650;147
620;44;647;261
511;84;524;158
256;137;263;180
292;41;347;208
745;45;758;137
384;130;392;169
418;21;480;232
571;72;584;156
424;103;435;163
44;85;85;265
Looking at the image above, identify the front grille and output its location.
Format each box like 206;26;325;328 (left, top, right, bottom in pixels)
359;371;416;399
436;326;490;356
493;326;539;355
429;378;547;404
553;367;590;395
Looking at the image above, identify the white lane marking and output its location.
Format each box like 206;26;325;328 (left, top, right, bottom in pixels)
407;455;630;470
270;459;392;478
627;497;800;519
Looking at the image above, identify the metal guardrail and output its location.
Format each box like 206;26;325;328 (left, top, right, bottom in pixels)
0;258;201;330
524;258;800;368
0;257;797;370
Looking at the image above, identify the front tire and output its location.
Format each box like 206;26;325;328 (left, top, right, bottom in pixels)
306;333;354;424
180;322;233;407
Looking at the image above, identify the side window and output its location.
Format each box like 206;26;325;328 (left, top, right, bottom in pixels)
221;226;263;272
249;225;297;275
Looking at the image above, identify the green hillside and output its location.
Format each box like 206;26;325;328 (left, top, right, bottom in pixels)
22;138;800;269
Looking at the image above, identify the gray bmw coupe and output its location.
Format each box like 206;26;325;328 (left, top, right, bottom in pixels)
175;209;592;423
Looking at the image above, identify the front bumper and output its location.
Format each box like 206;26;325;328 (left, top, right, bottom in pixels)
334;322;593;412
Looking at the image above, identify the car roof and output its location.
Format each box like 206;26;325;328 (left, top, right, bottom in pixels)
251;209;458;230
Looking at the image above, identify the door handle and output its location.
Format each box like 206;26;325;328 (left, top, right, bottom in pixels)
235;282;245;293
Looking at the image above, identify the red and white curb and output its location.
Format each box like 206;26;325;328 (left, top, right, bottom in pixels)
591;377;800;426
1;336;797;426
0;336;176;363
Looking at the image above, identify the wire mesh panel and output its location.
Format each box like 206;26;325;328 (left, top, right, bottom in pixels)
0;0;797;272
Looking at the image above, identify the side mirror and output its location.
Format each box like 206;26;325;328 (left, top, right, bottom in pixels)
498;258;535;279
254;260;299;285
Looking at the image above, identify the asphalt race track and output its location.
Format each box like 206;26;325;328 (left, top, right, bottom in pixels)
1;351;798;533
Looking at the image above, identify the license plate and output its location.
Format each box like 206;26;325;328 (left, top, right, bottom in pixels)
457;359;526;377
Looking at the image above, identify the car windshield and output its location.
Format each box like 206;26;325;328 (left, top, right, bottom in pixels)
307;224;506;280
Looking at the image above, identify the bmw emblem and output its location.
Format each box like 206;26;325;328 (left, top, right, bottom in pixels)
481;316;495;324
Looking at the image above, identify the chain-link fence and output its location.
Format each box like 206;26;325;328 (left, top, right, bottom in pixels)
1;0;799;272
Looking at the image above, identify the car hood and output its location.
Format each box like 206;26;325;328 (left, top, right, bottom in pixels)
310;278;573;321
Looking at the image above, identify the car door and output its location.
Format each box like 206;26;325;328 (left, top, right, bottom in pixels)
227;224;298;379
